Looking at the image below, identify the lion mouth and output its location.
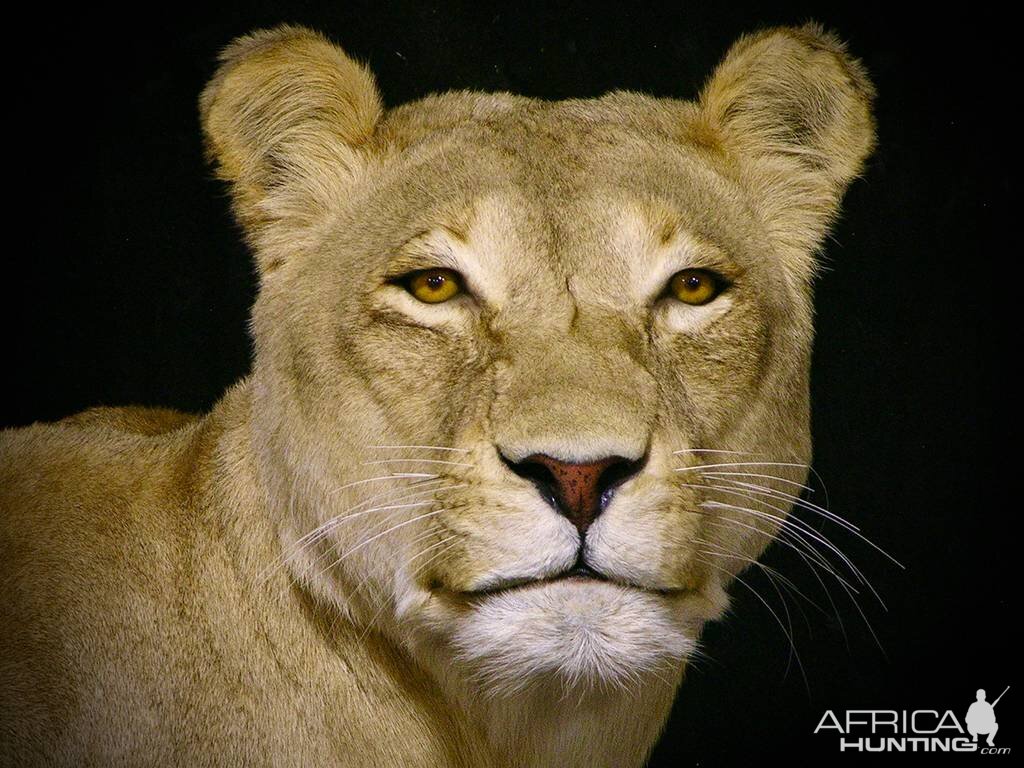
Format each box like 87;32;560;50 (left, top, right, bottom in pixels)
460;563;683;598
461;566;606;597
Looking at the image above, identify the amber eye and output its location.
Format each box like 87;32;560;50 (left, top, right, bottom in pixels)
668;269;724;306
404;268;462;304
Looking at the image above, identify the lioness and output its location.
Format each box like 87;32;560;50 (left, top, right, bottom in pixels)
0;22;874;767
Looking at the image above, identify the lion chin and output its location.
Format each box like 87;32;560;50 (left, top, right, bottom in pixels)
408;579;706;697
1;20;874;768
452;583;698;692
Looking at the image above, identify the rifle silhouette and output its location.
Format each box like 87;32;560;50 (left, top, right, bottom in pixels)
992;686;1010;708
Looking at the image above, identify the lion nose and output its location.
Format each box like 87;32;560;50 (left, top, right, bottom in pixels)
502;453;646;535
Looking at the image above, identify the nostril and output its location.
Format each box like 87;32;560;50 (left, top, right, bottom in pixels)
501;454;560;508
499;450;647;535
501;453;552;485
596;455;647;509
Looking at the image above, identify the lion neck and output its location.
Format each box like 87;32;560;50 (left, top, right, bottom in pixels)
421;649;684;768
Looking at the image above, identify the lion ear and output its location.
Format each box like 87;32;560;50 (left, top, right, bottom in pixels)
200;25;382;273
698;23;875;279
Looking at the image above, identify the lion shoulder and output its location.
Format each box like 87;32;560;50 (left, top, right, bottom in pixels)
0;405;205;601
57;405;200;436
0;406;212;759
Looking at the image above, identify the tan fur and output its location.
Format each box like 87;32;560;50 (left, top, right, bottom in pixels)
1;23;874;767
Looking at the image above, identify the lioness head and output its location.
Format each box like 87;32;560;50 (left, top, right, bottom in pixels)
200;23;873;701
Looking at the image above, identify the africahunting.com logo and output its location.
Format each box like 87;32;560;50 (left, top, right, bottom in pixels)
814;686;1010;754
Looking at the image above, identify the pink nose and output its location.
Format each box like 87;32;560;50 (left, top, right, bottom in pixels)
506;453;644;535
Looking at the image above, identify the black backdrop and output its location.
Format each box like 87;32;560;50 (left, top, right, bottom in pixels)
5;2;1010;763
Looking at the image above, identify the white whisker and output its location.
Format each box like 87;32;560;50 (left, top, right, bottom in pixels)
703;517;858;592
683;480;841;554
697;556;808;692
698;488;888;610
714;478;903;569
677;446;888;660
703;470;815;494
357;537;461;641
292;482;445;554
674;448;773;456
674;457;834;509
319;509;447;577
306;484;466;548
693;537;820;612
702;498;869;589
368;445;471;453
705;478;861;537
711;477;856;530
325;473;439;498
675;460;811;474
299;484;467;575
361;459;475;468
262;479;456;583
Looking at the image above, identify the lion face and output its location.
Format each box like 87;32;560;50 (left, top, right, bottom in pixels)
201;25;874;698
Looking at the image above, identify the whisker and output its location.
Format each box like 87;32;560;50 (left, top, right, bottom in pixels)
679;454;888;657
358;538;461;641
409;535;460;564
674;448;774;456
319;509;447;577
279;480;449;561
682;483;862;575
704;517;883;659
794;543;851;650
675;460;812;474
834;573;888;658
694;537;819;656
701;498;877;600
682;480;876;589
368;445;471;453
702;470;815;494
713;478;903;569
325;473;439;498
673;454;834;508
305;484;466;550
705;478;861;536
711;477;857;531
696;556;809;693
698;486;889;613
262;479;455;583
753;531;854;649
361;459;475;468
693;537;822;614
703;517;858;593
305;501;432;545
347;533;458;639
300;485;467;575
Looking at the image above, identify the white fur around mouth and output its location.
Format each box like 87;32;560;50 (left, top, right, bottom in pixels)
443;577;700;698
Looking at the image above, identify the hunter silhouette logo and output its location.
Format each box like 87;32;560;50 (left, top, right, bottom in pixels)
966;687;1009;747
814;686;1011;754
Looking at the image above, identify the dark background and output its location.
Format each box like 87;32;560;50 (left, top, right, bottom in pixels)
5;1;1010;763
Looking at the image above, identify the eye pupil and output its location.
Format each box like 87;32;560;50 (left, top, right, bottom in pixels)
426;274;446;290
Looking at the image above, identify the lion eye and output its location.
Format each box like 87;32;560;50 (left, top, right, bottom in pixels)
404;268;462;304
668;269;724;306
